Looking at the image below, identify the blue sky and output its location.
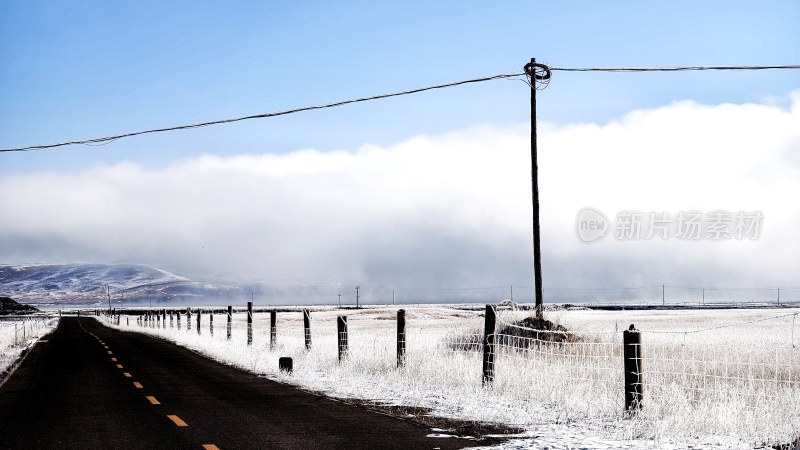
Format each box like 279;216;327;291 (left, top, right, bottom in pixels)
1;1;797;172
1;2;799;300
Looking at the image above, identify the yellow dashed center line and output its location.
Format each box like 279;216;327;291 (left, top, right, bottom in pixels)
107;351;113;355
146;396;161;405
133;382;143;389
116;364;123;369
202;445;221;450
167;415;188;427
123;372;132;378
103;346;109;349
111;357;118;362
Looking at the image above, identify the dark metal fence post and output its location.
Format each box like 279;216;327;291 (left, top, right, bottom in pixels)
270;309;277;350
303;309;312;350
397;309;406;368
482;304;496;385
337;316;348;362
247;301;253;346
623;324;643;414
227;305;232;340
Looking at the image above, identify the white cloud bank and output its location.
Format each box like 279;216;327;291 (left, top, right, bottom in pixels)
2;92;799;301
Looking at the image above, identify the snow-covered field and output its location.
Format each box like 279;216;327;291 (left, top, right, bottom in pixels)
0;317;59;378
101;305;800;449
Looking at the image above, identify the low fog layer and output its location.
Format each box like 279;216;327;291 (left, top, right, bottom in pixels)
2;93;799;303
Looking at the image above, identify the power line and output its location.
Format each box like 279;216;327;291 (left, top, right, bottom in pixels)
2;63;798;153
0;72;524;153
550;64;800;72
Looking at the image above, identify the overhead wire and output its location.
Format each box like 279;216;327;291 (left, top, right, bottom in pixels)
0;72;524;153
2;63;799;153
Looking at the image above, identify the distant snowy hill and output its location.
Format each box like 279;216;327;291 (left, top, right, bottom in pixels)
0;264;242;305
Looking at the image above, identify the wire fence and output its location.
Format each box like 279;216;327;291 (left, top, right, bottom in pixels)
101;305;800;446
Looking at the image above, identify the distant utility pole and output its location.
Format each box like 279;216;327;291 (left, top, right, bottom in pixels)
510;285;513;302
355;286;360;308
337;293;341;308
392;289;395;305
107;284;111;313
662;284;665;306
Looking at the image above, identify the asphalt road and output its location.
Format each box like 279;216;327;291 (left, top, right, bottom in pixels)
0;317;474;449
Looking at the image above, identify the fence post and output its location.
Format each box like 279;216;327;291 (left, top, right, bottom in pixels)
187;308;192;331
247;301;253;346
176;310;181;329
482;304;496;385
623;324;643;414
270;309;277;350
196;309;201;335
303;309;311;350
227;305;232;340
397;309;406;368
162;309;166;329
337;316;348;362
170;311;173;328
210;311;213;336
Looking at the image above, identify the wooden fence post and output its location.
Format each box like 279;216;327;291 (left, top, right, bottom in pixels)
303;309;312;350
482;304;496;385
227;305;232;340
337;316;348;362
623;324;643;414
247;301;253;346
162;309;166;329
210;311;214;336
397;309;406;368
270;309;277;350
187;308;192;331
176;310;181;329
196;309;201;335
170;311;173;328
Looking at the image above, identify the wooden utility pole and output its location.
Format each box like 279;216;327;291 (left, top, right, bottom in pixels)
525;58;548;319
355;286;360;308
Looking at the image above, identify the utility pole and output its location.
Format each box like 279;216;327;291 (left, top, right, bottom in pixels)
107;284;111;314
662;284;665;306
355;286;360;308
392;289;395;305
702;288;705;305
777;288;781;305
510;285;513;302
524;58;550;319
337;293;341;308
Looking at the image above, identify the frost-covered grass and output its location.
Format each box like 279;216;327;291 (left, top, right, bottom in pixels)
102;306;800;449
0;317;59;377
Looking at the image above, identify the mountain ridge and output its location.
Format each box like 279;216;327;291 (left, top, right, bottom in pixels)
0;263;241;305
